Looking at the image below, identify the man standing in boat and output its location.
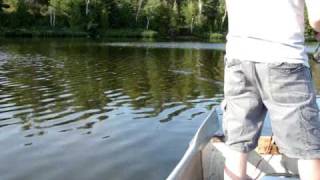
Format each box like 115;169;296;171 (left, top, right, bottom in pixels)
223;0;320;179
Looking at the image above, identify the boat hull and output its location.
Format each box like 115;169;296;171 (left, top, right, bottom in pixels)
167;106;301;180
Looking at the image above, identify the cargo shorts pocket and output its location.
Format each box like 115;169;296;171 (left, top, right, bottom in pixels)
268;63;311;104
299;105;320;149
224;59;246;96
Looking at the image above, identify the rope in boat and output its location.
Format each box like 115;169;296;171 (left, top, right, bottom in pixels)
313;31;320;63
315;43;320;52
253;135;275;180
314;43;320;63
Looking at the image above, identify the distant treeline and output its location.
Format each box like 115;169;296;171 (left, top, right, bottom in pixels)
0;0;227;38
0;0;315;39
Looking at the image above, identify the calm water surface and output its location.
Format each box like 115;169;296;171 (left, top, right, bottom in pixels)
0;39;320;180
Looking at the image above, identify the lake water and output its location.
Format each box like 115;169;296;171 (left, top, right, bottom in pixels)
0;39;319;180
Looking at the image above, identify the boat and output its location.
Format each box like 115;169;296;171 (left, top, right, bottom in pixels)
165;100;318;180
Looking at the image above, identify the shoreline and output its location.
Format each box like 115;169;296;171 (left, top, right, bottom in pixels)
0;29;317;44
0;28;226;42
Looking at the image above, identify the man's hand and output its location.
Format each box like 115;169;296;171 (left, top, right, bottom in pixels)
316;32;320;41
306;0;320;32
313;33;320;62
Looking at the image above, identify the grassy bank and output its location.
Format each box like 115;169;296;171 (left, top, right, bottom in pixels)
103;29;159;38
0;28;160;39
1;28;317;44
193;32;226;42
206;33;226;42
0;28;226;41
1;28;88;38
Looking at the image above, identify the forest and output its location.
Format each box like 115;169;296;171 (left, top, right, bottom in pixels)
0;0;314;39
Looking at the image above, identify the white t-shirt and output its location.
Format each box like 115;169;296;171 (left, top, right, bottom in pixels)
226;0;309;66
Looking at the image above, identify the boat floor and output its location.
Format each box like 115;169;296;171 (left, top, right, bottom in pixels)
202;136;299;180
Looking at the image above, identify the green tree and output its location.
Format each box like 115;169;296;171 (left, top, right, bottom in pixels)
48;0;70;27
108;0;136;28
66;0;83;29
13;0;34;27
1;0;231;36
202;0;226;32
142;0;161;30
154;2;171;35
169;0;179;34
181;0;198;33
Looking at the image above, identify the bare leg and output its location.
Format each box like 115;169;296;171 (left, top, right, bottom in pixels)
298;159;320;180
224;148;249;180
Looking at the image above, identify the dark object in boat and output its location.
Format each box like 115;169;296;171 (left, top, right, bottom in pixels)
313;43;320;63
